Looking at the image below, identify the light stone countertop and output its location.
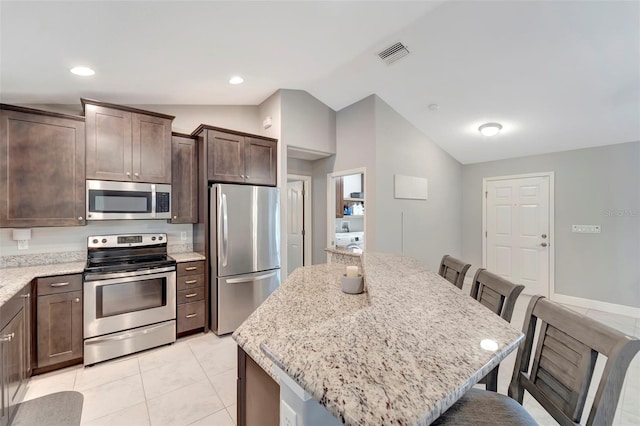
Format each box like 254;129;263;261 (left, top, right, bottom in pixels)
170;252;206;263
233;252;524;426
0;262;86;306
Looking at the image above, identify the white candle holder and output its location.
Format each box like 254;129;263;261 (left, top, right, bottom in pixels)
342;274;364;294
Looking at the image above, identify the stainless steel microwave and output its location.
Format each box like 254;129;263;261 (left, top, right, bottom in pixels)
86;180;171;220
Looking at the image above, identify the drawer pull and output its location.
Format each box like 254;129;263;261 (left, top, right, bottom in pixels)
50;282;70;287
184;279;198;284
184;267;198;271
0;333;15;342
185;313;198;318
185;293;198;298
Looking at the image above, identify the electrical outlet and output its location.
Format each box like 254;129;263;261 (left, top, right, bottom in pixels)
180;231;187;241
280;401;297;426
17;240;29;250
572;225;601;234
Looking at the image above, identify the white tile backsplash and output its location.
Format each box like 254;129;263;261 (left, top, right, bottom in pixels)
0;220;192;257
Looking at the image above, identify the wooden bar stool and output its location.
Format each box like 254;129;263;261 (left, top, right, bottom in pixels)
438;255;471;289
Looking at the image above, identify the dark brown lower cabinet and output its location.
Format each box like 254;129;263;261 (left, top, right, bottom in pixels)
35;274;83;372
237;347;279;426
176;261;206;336
1;283;32;426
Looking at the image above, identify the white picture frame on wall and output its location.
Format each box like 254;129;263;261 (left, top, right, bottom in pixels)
394;175;428;200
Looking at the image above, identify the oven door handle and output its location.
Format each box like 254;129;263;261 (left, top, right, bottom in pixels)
85;323;170;344
85;266;176;282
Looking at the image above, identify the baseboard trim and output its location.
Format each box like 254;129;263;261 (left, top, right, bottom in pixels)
551;293;640;319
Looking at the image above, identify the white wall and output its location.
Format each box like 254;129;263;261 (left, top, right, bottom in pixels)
279;90;336;272
134;105;261;135
373;97;463;270
281;89;336;155
334;95;377;250
462;141;640;308
0;221;192;256
287;158;314;176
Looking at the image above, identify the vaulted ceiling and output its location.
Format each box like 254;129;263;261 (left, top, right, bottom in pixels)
2;1;638;164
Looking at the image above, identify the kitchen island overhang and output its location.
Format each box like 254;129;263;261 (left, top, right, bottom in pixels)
233;252;524;425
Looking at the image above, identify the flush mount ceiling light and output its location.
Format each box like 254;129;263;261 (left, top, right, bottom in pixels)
229;76;244;85
478;123;503;137
70;66;95;76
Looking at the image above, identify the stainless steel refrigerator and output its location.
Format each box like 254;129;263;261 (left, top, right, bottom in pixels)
210;184;281;335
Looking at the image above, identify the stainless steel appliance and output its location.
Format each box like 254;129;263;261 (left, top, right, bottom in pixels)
86;180;171;221
211;184;280;335
83;233;176;365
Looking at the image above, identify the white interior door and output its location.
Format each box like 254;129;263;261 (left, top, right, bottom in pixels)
485;175;551;296
287;180;304;274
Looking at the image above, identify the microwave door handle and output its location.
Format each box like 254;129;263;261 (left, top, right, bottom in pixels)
222;193;229;267
151;184;156;218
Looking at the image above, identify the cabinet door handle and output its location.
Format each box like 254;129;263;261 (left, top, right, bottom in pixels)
74;298;80;303
126;172;131;176
173;215;177;219
20;293;30;299
184;293;198;298
50;282;69;287
0;333;14;342
184;267;198;271
134;173;139;177
184;279;198;284
245;175;250;179
78;216;83;221
185;313;198;318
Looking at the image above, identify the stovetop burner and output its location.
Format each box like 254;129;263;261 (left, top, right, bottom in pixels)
85;233;176;275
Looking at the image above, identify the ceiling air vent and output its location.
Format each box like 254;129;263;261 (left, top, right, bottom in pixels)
378;42;410;65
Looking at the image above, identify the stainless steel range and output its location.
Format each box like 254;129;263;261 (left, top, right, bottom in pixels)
83;233;176;365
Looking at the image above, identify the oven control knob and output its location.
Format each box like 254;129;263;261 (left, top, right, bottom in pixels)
92;239;98;244
101;239;107;244
158;236;163;241
151;236;156;241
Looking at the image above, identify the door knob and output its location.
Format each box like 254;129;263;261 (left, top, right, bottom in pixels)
540;242;548;247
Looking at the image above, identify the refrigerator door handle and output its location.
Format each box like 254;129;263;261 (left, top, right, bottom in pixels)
221;193;229;267
226;271;277;284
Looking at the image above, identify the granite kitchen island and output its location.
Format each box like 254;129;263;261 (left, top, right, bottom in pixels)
232;253;524;425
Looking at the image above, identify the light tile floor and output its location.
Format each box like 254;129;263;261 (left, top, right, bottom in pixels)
24;295;640;425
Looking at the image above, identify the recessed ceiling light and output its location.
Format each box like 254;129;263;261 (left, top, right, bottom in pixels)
229;76;244;85
478;122;503;137
70;66;95;76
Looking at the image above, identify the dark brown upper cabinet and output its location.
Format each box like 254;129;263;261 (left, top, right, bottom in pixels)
193;126;277;186
207;130;245;183
0;104;86;228
244;136;277;186
171;133;198;224
83;99;174;184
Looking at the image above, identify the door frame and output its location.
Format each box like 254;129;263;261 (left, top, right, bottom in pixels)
327;167;367;261
482;171;555;298
287;174;312;267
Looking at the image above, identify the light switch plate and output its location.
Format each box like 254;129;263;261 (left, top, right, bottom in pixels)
572;225;601;234
180;231;187;241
